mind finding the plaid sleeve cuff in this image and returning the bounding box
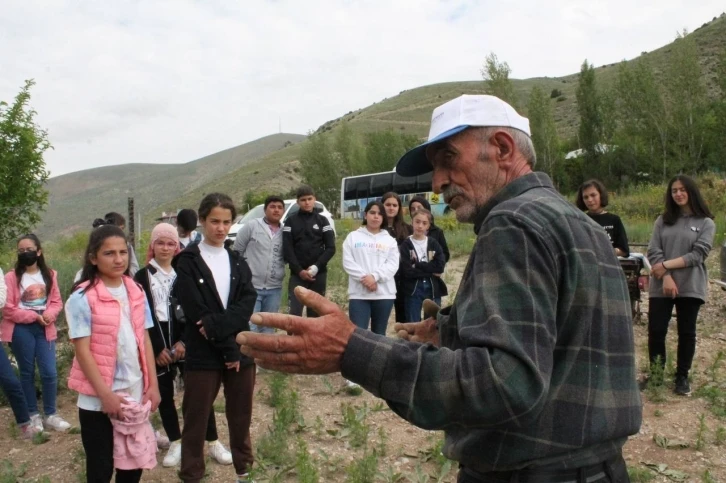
[341,328,396,396]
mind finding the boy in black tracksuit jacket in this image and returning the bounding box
[398,235,448,322]
[282,189,336,317]
[172,243,258,481]
[134,263,222,462]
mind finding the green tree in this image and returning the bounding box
[0,79,51,244]
[481,53,519,108]
[364,130,419,174]
[299,132,339,211]
[575,60,602,165]
[526,86,561,184]
[702,49,726,173]
[333,122,365,177]
[613,60,670,179]
[666,30,708,172]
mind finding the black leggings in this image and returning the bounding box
[158,366,218,442]
[648,296,703,378]
[79,408,143,483]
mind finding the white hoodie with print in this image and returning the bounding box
[342,227,400,300]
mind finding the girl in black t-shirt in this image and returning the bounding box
[576,179,630,257]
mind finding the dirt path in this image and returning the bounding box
[1,256,725,482]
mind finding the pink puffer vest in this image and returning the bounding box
[68,276,150,396]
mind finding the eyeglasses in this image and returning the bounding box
[17,248,37,254]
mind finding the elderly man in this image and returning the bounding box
[237,95,641,482]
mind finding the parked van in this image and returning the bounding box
[226,200,336,241]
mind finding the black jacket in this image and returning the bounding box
[172,244,257,370]
[134,264,183,371]
[384,223,413,245]
[427,224,450,263]
[282,209,336,275]
[398,237,448,298]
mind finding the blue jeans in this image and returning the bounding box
[404,280,441,322]
[250,287,283,334]
[11,323,58,417]
[0,343,30,425]
[349,299,395,335]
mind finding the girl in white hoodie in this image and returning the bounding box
[342,201,400,336]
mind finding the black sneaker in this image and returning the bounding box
[674,376,691,396]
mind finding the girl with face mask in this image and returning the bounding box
[1,234,70,432]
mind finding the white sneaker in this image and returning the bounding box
[155,430,171,449]
[19,422,41,440]
[43,414,71,432]
[237,473,254,483]
[208,440,233,465]
[345,380,360,388]
[30,414,44,432]
[162,440,182,467]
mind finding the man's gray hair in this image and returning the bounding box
[474,126,537,167]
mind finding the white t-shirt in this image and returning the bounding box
[149,259,176,322]
[66,282,154,410]
[19,272,47,311]
[199,242,231,309]
[410,237,429,262]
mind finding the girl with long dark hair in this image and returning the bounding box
[1,234,70,432]
[66,225,161,482]
[576,179,630,257]
[646,175,715,396]
[343,200,400,335]
[381,192,411,324]
[173,193,257,483]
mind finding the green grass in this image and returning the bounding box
[628,466,656,482]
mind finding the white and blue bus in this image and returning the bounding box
[340,170,448,219]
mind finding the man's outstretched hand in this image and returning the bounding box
[236,286,356,374]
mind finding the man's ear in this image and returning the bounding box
[490,130,516,164]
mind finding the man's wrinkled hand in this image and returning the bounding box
[236,286,355,374]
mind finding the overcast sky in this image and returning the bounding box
[1,1,723,177]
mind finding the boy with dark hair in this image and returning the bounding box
[234,195,286,333]
[103,211,140,276]
[176,209,202,249]
[282,186,335,317]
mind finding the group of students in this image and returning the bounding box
[575,174,716,396]
[0,174,717,482]
[0,184,449,482]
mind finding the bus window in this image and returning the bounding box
[393,173,417,194]
[417,172,433,192]
[344,176,371,200]
[369,172,394,197]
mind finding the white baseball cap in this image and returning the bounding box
[395,94,531,177]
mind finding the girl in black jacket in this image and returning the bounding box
[134,223,230,469]
[408,196,450,263]
[172,193,257,483]
[398,209,448,321]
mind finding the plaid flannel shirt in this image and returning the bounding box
[341,172,642,472]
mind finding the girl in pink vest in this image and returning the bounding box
[65,225,161,483]
[2,234,70,432]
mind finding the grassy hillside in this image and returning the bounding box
[39,133,306,238]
